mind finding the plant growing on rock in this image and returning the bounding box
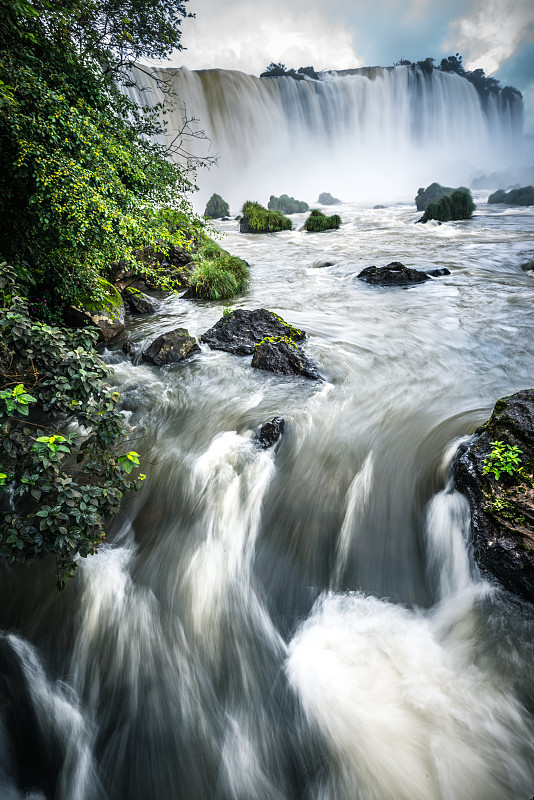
[420,189,475,223]
[0,266,145,589]
[483,441,524,481]
[304,209,341,232]
[190,238,250,299]
[204,193,230,218]
[240,202,292,233]
[268,194,309,214]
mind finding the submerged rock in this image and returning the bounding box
[255,417,286,449]
[357,262,449,286]
[201,309,305,355]
[122,287,161,314]
[251,338,320,379]
[454,389,534,603]
[142,328,200,366]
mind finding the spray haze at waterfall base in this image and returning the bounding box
[126,65,528,210]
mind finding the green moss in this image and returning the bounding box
[204,193,230,218]
[190,238,250,300]
[268,194,309,214]
[255,335,298,349]
[420,189,475,223]
[81,277,123,316]
[241,201,292,233]
[268,311,303,339]
[415,182,455,211]
[488,186,534,206]
[304,209,341,232]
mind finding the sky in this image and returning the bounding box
[166,0,534,135]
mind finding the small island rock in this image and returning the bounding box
[255,417,286,449]
[251,338,320,379]
[142,328,200,366]
[201,309,305,355]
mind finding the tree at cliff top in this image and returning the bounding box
[0,0,205,318]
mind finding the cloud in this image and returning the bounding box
[446,0,534,74]
[171,0,363,74]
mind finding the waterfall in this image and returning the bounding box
[125,65,525,208]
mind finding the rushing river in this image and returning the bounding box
[1,197,534,799]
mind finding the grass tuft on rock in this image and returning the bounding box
[190,238,250,300]
[241,201,292,233]
[304,209,341,232]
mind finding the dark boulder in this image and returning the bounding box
[312,260,336,269]
[201,309,305,356]
[142,328,200,366]
[521,260,534,273]
[255,417,286,449]
[454,389,534,603]
[251,338,320,379]
[357,262,430,286]
[122,287,161,314]
[426,268,451,277]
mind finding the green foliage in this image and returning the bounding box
[268,194,309,214]
[304,209,341,232]
[421,189,475,223]
[260,63,318,81]
[0,0,203,315]
[483,441,523,481]
[415,182,455,211]
[0,266,144,588]
[190,238,250,300]
[241,201,292,233]
[488,186,534,206]
[204,193,230,219]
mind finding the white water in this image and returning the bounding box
[124,65,526,208]
[1,69,534,798]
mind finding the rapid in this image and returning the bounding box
[1,64,534,800]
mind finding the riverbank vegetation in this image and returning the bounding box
[0,0,212,584]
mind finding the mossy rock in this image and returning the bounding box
[240,201,292,233]
[251,337,320,379]
[488,186,534,206]
[122,286,160,314]
[415,182,455,211]
[142,328,200,365]
[304,209,341,232]
[65,278,125,341]
[317,192,341,205]
[204,193,230,219]
[268,194,309,214]
[419,189,475,223]
[201,308,305,355]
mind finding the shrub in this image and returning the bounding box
[0,266,144,589]
[415,182,455,211]
[488,186,534,206]
[204,193,230,218]
[304,209,341,231]
[268,194,309,214]
[190,238,250,299]
[420,189,475,222]
[240,201,292,233]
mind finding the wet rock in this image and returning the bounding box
[426,268,451,278]
[122,340,141,357]
[255,417,286,449]
[64,280,125,342]
[312,260,336,269]
[142,328,200,366]
[122,287,161,314]
[251,338,320,379]
[357,262,449,286]
[454,389,534,603]
[521,260,534,273]
[201,309,305,356]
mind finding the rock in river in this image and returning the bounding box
[357,262,450,286]
[142,328,200,366]
[454,389,534,603]
[122,286,161,314]
[251,338,320,379]
[201,309,305,355]
[254,417,286,449]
